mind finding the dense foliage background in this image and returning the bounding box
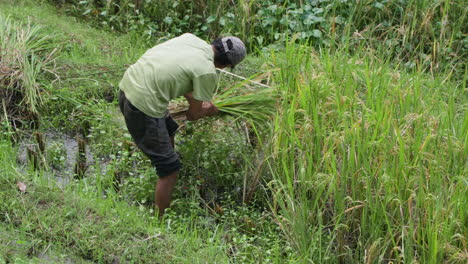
[56,0,466,75]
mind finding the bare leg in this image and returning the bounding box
[155,170,178,216]
[156,136,177,216]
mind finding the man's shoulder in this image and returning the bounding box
[179,33,198,39]
[179,33,203,41]
[164,33,207,47]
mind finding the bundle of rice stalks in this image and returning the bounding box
[213,87,276,123]
[170,71,277,124]
[0,15,58,126]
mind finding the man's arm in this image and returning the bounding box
[184,92,219,121]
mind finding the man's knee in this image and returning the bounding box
[159,170,178,184]
[155,159,182,178]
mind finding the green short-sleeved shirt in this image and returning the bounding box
[119,33,217,118]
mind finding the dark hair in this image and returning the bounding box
[211,37,231,66]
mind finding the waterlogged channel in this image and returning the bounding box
[17,131,95,186]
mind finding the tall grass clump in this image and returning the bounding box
[0,15,58,126]
[262,43,466,263]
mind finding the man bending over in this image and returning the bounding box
[118,33,246,216]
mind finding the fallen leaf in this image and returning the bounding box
[17,181,26,193]
[214,203,224,216]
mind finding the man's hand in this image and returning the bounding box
[202,102,219,117]
[184,93,219,121]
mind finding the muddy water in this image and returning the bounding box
[17,131,94,186]
[16,107,127,186]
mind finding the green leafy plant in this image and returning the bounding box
[47,141,67,169]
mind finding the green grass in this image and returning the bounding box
[0,0,149,66]
[0,140,230,263]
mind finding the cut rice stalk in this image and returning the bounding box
[170,72,277,123]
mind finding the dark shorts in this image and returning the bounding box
[119,91,181,177]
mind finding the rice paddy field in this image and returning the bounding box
[0,0,466,263]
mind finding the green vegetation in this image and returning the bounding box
[53,0,466,75]
[1,0,466,263]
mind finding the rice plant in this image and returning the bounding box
[261,43,467,263]
[213,73,277,123]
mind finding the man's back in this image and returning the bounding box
[119,33,217,118]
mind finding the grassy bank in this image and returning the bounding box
[0,139,231,263]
